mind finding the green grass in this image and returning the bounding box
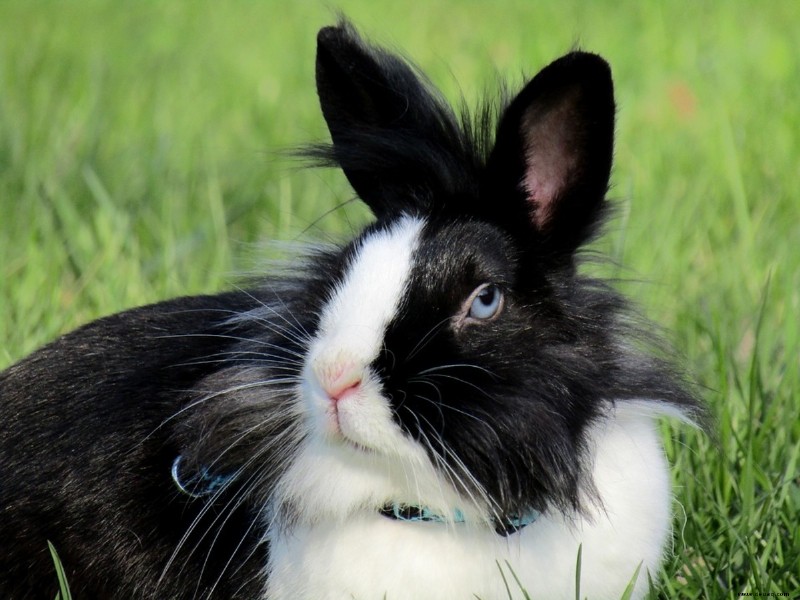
[1,1,798,598]
[49,541,73,600]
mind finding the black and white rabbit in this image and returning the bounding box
[0,22,701,600]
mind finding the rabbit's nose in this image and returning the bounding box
[325,373,362,403]
[313,358,363,403]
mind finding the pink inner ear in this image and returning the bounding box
[523,155,568,229]
[521,94,579,230]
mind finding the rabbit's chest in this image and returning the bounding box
[264,513,557,600]
[262,408,670,600]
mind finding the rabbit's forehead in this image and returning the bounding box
[313,215,425,364]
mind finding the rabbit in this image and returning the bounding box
[0,21,702,600]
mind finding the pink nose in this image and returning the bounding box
[326,377,361,403]
[316,362,362,403]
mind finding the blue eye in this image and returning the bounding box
[467,284,503,320]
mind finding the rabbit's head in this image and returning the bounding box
[270,23,698,529]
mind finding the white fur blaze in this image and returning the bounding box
[315,215,424,363]
[301,215,425,452]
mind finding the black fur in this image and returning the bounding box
[0,293,273,598]
[0,21,701,598]
[376,218,695,518]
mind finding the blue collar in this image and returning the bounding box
[171,455,233,498]
[172,457,540,537]
[379,502,539,537]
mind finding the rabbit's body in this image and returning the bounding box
[0,22,701,600]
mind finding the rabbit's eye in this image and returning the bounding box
[467,284,503,320]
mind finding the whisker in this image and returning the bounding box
[411,383,500,434]
[405,316,452,361]
[416,372,497,400]
[411,410,503,527]
[410,384,511,507]
[201,413,298,477]
[416,362,497,379]
[169,355,305,370]
[155,333,308,362]
[412,390,507,495]
[397,407,455,518]
[439,442,505,527]
[196,427,303,598]
[409,392,446,432]
[391,388,409,412]
[232,285,314,345]
[160,423,302,590]
[141,377,300,444]
[204,501,264,599]
[381,343,397,373]
[236,312,312,349]
[407,377,443,402]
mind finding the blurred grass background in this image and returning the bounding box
[0,1,797,598]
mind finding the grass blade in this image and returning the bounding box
[619,562,642,600]
[496,560,514,599]
[48,541,73,600]
[503,560,532,600]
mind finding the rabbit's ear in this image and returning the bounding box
[488,52,615,257]
[314,23,465,219]
[316,23,422,134]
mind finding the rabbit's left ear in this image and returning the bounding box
[488,52,615,257]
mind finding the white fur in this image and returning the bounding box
[266,405,672,599]
[264,216,675,599]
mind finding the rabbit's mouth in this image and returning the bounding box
[301,360,419,456]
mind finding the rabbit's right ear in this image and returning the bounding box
[314,22,462,219]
